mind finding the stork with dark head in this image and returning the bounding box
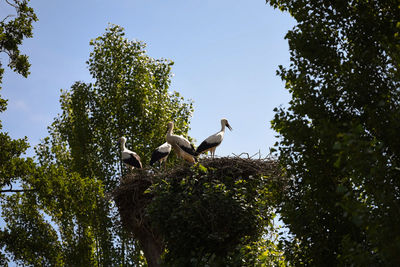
[150,142,172,169]
[196,118,232,158]
[118,136,142,171]
[166,121,198,163]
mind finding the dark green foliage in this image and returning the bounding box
[0,0,37,80]
[267,0,400,265]
[145,157,284,266]
[0,1,39,263]
[1,193,62,266]
[0,133,34,189]
[0,0,37,190]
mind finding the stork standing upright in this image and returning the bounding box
[196,118,232,158]
[166,121,198,163]
[150,142,172,169]
[118,136,142,171]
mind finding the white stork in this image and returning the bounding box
[118,136,142,171]
[150,142,172,169]
[196,118,232,158]
[166,121,198,163]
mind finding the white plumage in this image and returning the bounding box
[150,142,172,168]
[118,136,142,171]
[196,118,232,158]
[166,121,198,163]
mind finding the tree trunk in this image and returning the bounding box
[113,175,164,266]
[132,225,163,267]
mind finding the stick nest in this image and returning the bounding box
[113,156,284,237]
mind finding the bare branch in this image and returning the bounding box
[0,182,35,193]
[232,152,250,158]
[1,14,15,23]
[0,188,35,193]
[5,0,18,9]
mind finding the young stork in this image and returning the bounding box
[166,122,198,163]
[196,118,232,158]
[150,142,172,169]
[118,136,142,171]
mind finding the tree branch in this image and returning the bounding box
[1,14,15,23]
[0,183,36,193]
[5,0,18,9]
[0,188,36,193]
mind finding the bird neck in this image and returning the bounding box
[120,140,126,151]
[167,125,173,137]
[220,122,226,132]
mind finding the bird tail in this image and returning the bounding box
[190,144,199,156]
[181,146,199,157]
[196,143,208,155]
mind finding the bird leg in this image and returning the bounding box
[210,147,216,158]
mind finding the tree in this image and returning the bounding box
[1,163,105,266]
[1,24,194,266]
[0,1,39,264]
[0,0,37,192]
[267,0,400,265]
[51,24,193,265]
[0,0,37,81]
[52,24,193,189]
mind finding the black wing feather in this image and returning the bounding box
[150,150,170,166]
[179,143,198,156]
[196,141,219,154]
[123,153,142,168]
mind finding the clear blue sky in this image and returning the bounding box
[1,0,294,158]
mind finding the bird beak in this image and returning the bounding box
[227,124,232,131]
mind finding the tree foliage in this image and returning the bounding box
[1,164,105,266]
[46,24,193,264]
[267,0,400,265]
[0,1,40,264]
[0,24,194,266]
[0,0,37,191]
[114,157,287,266]
[0,0,37,81]
[148,163,269,266]
[52,24,193,189]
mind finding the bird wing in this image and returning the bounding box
[205,132,223,144]
[122,151,142,168]
[150,145,171,166]
[196,132,223,153]
[174,136,198,156]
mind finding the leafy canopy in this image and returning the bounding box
[1,23,194,266]
[0,0,37,191]
[51,24,194,189]
[267,0,400,265]
[0,0,37,81]
[4,24,193,266]
[146,158,286,266]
